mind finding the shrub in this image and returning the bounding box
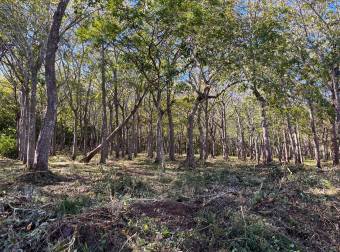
[0,134,17,158]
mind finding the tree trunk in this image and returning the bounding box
[27,71,39,168]
[259,100,272,164]
[71,113,78,160]
[287,115,301,164]
[221,102,229,160]
[147,100,154,158]
[109,104,114,156]
[331,120,339,165]
[33,0,69,171]
[283,129,289,163]
[321,127,329,161]
[235,109,246,161]
[113,70,121,158]
[296,125,304,163]
[155,108,165,171]
[308,100,321,168]
[19,87,29,163]
[186,99,201,168]
[166,87,175,161]
[100,43,108,164]
[330,71,340,165]
[198,104,205,160]
[203,99,209,160]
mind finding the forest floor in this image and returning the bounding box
[0,155,339,252]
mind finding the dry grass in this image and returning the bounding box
[0,154,339,251]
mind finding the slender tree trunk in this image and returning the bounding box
[155,108,165,170]
[100,43,108,164]
[50,126,57,156]
[33,0,69,171]
[259,100,272,164]
[19,87,29,163]
[331,120,339,165]
[236,109,246,161]
[330,73,340,165]
[127,125,132,160]
[113,72,121,158]
[186,99,201,168]
[283,129,289,163]
[147,101,154,158]
[221,103,229,160]
[308,100,321,168]
[166,87,175,161]
[203,99,209,160]
[71,112,78,160]
[321,127,329,161]
[27,71,39,168]
[109,104,114,156]
[83,81,92,155]
[147,120,154,158]
[198,104,205,160]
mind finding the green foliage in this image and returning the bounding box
[0,80,16,135]
[185,210,300,252]
[96,173,154,198]
[0,134,17,158]
[57,196,92,215]
[172,168,238,195]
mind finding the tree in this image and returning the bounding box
[33,0,70,171]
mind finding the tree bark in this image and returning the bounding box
[308,100,321,168]
[166,87,175,161]
[186,99,201,168]
[33,0,69,171]
[221,102,229,160]
[235,108,246,161]
[198,104,205,160]
[27,71,38,168]
[100,43,108,164]
[253,87,272,164]
[259,100,272,164]
[330,70,340,165]
[71,113,78,160]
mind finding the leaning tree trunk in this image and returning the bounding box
[80,90,147,163]
[33,0,70,171]
[308,100,321,168]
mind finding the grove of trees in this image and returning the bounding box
[0,0,339,171]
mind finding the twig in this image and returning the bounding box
[119,232,137,252]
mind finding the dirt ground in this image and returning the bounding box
[0,155,339,251]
